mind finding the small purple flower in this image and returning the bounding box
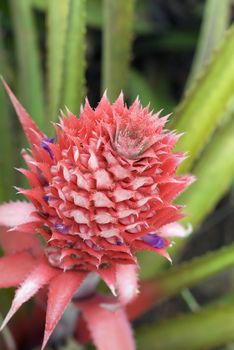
[43,195,50,203]
[41,137,55,159]
[142,233,165,249]
[54,223,69,234]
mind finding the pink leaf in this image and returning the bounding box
[42,270,87,349]
[0,201,36,228]
[0,259,58,331]
[1,78,43,146]
[116,264,139,304]
[79,295,135,350]
[0,252,36,287]
[0,226,42,256]
[160,222,192,238]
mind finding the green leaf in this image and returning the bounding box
[88,0,153,35]
[102,0,135,101]
[165,115,234,259]
[30,0,47,11]
[62,0,86,115]
[31,0,154,35]
[0,27,15,200]
[136,243,234,318]
[157,243,234,299]
[136,297,234,350]
[86,0,102,29]
[9,0,45,128]
[180,115,234,228]
[47,0,69,120]
[186,0,231,88]
[171,24,234,173]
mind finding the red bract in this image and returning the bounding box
[0,80,194,349]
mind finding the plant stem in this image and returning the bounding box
[0,313,16,350]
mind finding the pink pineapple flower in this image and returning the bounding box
[0,80,194,349]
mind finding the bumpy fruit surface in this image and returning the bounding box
[14,93,193,272]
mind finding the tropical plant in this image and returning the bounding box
[0,0,234,349]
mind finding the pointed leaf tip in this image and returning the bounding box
[97,265,117,296]
[1,79,43,146]
[1,260,58,331]
[116,264,139,304]
[41,271,86,349]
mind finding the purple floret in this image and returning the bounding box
[43,195,50,203]
[54,223,69,234]
[142,233,165,249]
[41,137,55,159]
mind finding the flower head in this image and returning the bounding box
[13,90,192,270]
[0,81,194,349]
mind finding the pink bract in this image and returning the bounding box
[0,80,194,349]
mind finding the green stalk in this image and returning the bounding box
[186,0,231,88]
[47,0,69,121]
[0,313,16,350]
[136,298,234,350]
[171,24,234,173]
[180,288,200,312]
[62,0,86,115]
[102,0,135,101]
[9,0,45,128]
